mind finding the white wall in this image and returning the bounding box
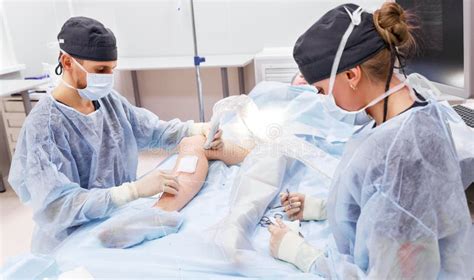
[71,0,196,58]
[0,2,19,71]
[195,0,384,55]
[2,0,70,77]
[3,0,385,120]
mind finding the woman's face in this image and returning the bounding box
[313,71,366,111]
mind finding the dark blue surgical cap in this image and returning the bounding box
[57,16,117,61]
[293,3,387,84]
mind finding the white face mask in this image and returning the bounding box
[325,81,407,125]
[324,95,371,126]
[60,49,114,101]
[323,6,417,126]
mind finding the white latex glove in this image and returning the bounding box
[280,192,305,221]
[110,170,180,206]
[189,122,224,150]
[136,170,180,197]
[268,219,323,273]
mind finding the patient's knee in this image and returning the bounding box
[178,135,206,154]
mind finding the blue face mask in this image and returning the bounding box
[60,50,114,101]
[289,84,319,94]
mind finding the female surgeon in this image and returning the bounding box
[268,3,471,278]
[8,17,223,254]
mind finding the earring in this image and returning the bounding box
[350,83,357,90]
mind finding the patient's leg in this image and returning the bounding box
[98,137,250,248]
[154,135,209,212]
[154,137,251,212]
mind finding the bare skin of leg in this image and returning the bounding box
[153,136,250,211]
[204,141,250,166]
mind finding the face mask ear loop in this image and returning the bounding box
[56,50,64,76]
[59,49,89,74]
[393,48,424,103]
[55,62,63,75]
[395,49,407,78]
[394,69,421,103]
[405,81,421,103]
[328,6,363,97]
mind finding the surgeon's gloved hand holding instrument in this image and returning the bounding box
[189,122,223,150]
[203,115,221,150]
[109,170,180,207]
[278,191,327,221]
[196,95,253,150]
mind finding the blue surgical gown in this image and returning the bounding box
[8,91,191,254]
[318,101,472,278]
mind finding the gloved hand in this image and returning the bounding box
[190,122,224,150]
[280,192,326,221]
[268,219,323,273]
[268,218,291,257]
[109,170,180,207]
[134,170,180,197]
[280,192,305,221]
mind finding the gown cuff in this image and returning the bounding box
[302,196,327,221]
[109,182,139,207]
[189,122,205,137]
[277,231,323,273]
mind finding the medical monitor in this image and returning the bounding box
[396,0,474,98]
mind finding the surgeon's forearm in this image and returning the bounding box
[305,240,442,278]
[277,231,324,273]
[366,239,441,279]
[145,119,193,151]
[39,187,116,232]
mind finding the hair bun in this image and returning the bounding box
[374,2,414,50]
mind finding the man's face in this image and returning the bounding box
[62,54,117,89]
[73,59,117,89]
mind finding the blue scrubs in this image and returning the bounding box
[8,91,191,253]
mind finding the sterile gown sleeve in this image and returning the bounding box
[9,124,117,247]
[119,95,192,150]
[311,105,472,279]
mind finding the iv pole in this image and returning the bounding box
[189,0,206,122]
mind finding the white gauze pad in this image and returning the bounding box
[176,155,199,173]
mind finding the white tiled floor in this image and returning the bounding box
[0,151,168,268]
